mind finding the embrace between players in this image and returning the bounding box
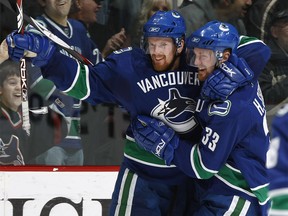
[2,10,272,216]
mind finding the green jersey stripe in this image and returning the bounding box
[118,169,136,216]
[216,164,269,204]
[192,145,217,179]
[66,63,89,99]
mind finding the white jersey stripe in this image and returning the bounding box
[223,195,239,216]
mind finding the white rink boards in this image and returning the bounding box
[0,167,119,216]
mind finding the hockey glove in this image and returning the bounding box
[131,115,179,166]
[6,32,25,62]
[201,53,254,101]
[6,31,56,67]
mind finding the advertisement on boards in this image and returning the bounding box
[0,167,118,216]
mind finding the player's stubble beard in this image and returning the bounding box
[151,51,181,72]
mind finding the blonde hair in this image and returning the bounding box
[138,0,172,28]
[133,0,172,47]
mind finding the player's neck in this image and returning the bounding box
[44,12,68,27]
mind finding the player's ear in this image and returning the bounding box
[221,50,231,62]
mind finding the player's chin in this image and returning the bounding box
[198,71,208,81]
[153,63,169,72]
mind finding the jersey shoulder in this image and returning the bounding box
[237,36,271,79]
[105,47,150,69]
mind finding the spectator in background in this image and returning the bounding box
[69,0,129,166]
[27,0,102,165]
[267,103,288,215]
[131,0,172,47]
[178,0,251,36]
[69,0,127,58]
[243,0,269,41]
[106,0,142,47]
[0,60,28,165]
[244,0,288,42]
[258,8,288,106]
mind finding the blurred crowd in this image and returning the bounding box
[0,0,287,166]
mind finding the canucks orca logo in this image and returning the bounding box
[0,135,24,165]
[151,88,198,134]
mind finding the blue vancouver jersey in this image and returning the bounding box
[173,82,270,207]
[26,15,102,150]
[267,103,288,215]
[39,36,270,184]
[171,38,271,208]
[42,46,203,183]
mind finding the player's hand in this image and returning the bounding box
[6,31,56,67]
[201,54,254,101]
[131,115,179,165]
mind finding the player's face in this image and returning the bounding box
[147,37,179,72]
[41,0,72,22]
[0,75,21,112]
[191,48,217,81]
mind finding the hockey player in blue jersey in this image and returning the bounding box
[267,103,288,215]
[5,11,268,215]
[131,21,271,215]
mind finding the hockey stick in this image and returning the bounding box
[0,0,93,65]
[16,0,30,136]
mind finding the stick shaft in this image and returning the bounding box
[16,0,30,135]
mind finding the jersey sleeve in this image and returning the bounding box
[173,101,244,179]
[237,36,271,79]
[40,47,135,106]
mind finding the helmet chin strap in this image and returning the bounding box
[215,50,224,68]
[175,37,183,48]
[215,50,223,60]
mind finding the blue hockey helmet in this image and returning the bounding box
[143,10,186,47]
[186,21,239,59]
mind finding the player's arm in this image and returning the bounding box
[5,31,120,105]
[131,112,239,179]
[237,36,271,79]
[5,31,86,91]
